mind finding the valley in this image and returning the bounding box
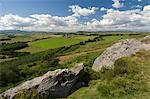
[0,32,149,99]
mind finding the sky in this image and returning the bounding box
[0,0,150,32]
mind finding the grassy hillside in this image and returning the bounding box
[0,33,58,44]
[68,50,150,99]
[59,35,145,64]
[0,33,149,98]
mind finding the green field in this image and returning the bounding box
[20,36,95,53]
[0,33,60,43]
[64,35,145,55]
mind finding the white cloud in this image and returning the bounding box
[143,5,150,11]
[0,14,79,32]
[134,5,142,8]
[0,5,98,32]
[100,7,108,11]
[30,14,67,26]
[112,0,124,8]
[0,5,150,32]
[69,5,98,17]
[0,14,35,30]
[85,6,150,32]
[138,0,142,2]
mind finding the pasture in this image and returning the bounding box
[19,36,95,53]
[0,33,59,43]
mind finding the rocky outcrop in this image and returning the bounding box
[0,63,84,99]
[92,36,150,71]
[38,63,84,98]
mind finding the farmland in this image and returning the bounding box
[0,33,59,44]
[0,32,149,99]
[19,36,95,53]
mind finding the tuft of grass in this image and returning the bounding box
[14,89,49,99]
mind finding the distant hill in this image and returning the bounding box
[0,30,30,34]
[0,30,55,35]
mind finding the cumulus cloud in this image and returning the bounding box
[69,5,98,17]
[0,14,35,30]
[0,5,150,32]
[112,0,124,8]
[138,0,142,2]
[30,14,67,26]
[0,14,78,32]
[100,7,108,11]
[0,5,99,32]
[143,5,150,11]
[86,5,150,31]
[133,5,142,8]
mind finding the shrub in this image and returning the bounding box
[114,58,128,76]
[27,63,36,67]
[14,89,49,99]
[100,67,114,80]
[97,81,115,97]
[97,76,148,97]
[79,41,85,45]
[0,56,6,59]
[0,42,28,51]
[78,67,100,85]
[114,57,139,76]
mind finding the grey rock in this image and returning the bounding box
[0,63,84,99]
[92,36,150,71]
[38,63,84,98]
[144,35,150,40]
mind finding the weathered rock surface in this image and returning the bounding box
[144,35,150,40]
[92,36,150,71]
[38,63,84,98]
[0,63,84,99]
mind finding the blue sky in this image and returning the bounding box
[0,0,113,18]
[0,0,150,32]
[1,0,149,16]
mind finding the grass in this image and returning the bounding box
[68,50,150,99]
[0,33,58,44]
[0,35,33,43]
[65,35,138,55]
[0,35,9,39]
[1,34,149,98]
[20,36,95,53]
[59,35,140,64]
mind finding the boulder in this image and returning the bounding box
[38,63,84,98]
[92,36,150,71]
[0,63,84,99]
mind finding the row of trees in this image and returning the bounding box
[0,42,29,58]
[77,33,140,36]
[0,42,28,51]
